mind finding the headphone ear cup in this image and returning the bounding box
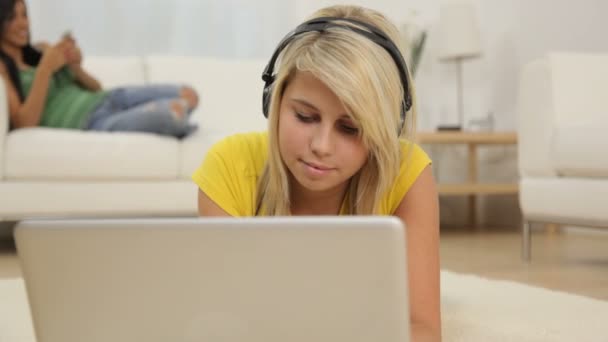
[262,85,272,118]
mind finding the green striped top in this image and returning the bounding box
[19,67,108,129]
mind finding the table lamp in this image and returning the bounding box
[437,0,482,130]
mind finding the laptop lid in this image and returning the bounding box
[15,216,409,342]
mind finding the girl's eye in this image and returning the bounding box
[295,112,315,123]
[340,124,359,135]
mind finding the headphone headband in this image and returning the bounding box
[261,16,413,134]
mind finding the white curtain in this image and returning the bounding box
[27,0,294,58]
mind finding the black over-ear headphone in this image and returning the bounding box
[261,16,413,131]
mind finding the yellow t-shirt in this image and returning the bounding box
[192,131,431,216]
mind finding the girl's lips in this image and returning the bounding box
[302,160,333,171]
[300,160,335,178]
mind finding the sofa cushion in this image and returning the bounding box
[145,56,268,134]
[552,122,608,178]
[0,181,197,218]
[5,128,180,180]
[83,56,146,88]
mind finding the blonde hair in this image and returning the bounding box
[256,5,418,216]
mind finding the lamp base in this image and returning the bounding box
[437,125,463,131]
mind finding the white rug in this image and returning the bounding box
[1,271,607,342]
[440,271,608,341]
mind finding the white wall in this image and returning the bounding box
[27,0,295,59]
[292,0,608,131]
[27,0,608,131]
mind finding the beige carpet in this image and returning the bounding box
[2,271,607,342]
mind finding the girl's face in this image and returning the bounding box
[278,71,369,196]
[1,1,29,48]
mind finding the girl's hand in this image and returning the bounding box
[62,34,83,66]
[66,44,83,66]
[33,41,51,52]
[39,42,68,73]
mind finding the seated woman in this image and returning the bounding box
[0,0,198,138]
[192,5,441,341]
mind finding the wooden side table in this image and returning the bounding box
[416,131,518,227]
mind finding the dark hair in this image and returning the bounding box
[0,0,42,101]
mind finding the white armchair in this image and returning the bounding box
[517,52,608,261]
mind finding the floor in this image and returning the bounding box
[439,226,608,300]
[1,225,607,300]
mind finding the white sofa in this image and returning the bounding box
[517,52,608,261]
[0,56,268,220]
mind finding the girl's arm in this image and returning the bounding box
[0,44,67,128]
[61,36,102,92]
[394,165,442,342]
[69,64,102,92]
[198,189,232,216]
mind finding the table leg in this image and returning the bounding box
[468,143,478,228]
[544,223,560,235]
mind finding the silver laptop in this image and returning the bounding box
[14,217,410,342]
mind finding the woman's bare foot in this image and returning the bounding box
[179,86,199,110]
[170,100,188,120]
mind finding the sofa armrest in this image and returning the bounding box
[517,58,557,178]
[0,78,7,180]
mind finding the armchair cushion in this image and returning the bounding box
[552,122,608,178]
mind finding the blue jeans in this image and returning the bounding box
[86,85,197,138]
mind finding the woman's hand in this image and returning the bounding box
[52,34,102,91]
[62,34,83,66]
[38,42,68,73]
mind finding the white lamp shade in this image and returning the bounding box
[438,1,482,61]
